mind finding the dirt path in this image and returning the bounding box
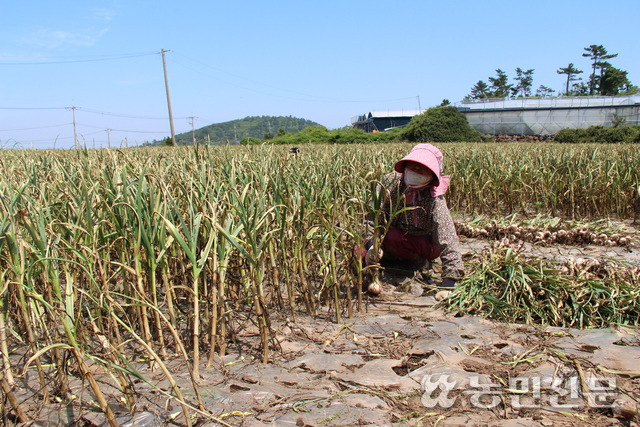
[122,288,639,427]
[10,236,640,426]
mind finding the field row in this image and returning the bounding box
[0,143,638,425]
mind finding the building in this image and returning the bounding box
[351,110,422,133]
[352,95,640,136]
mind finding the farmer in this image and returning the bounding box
[361,143,464,290]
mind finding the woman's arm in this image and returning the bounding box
[432,196,465,280]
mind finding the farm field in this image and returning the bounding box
[0,143,639,426]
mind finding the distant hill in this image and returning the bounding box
[171,116,322,145]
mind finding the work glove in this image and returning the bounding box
[435,290,451,301]
[365,247,383,265]
[435,278,458,301]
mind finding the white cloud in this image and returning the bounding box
[93,8,116,22]
[23,27,110,49]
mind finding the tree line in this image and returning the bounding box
[152,115,321,146]
[466,44,638,100]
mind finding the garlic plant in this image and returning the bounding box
[0,142,638,424]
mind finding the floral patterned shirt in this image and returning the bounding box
[378,172,464,278]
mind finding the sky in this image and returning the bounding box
[1,0,638,149]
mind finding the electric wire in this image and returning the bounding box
[2,48,407,146]
[0,107,67,110]
[0,52,157,65]
[0,123,71,131]
[78,123,168,134]
[80,107,188,120]
[172,52,417,104]
[0,106,187,121]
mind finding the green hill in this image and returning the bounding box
[172,115,322,145]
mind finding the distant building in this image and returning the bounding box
[351,110,422,133]
[352,95,640,136]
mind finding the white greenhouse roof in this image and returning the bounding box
[368,110,423,118]
[460,95,640,110]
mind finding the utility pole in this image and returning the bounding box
[189,116,196,145]
[417,96,422,114]
[106,128,112,148]
[69,106,78,149]
[159,49,176,145]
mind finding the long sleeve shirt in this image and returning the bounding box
[378,172,464,279]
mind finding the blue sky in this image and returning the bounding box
[1,0,638,149]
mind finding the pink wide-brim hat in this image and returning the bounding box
[394,143,450,196]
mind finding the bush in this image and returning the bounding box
[604,126,639,143]
[326,127,401,144]
[240,137,262,145]
[268,125,402,145]
[268,126,330,144]
[553,125,640,143]
[585,126,610,142]
[401,106,483,142]
[553,128,587,143]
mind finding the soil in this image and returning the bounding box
[5,233,640,427]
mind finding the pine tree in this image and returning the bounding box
[599,67,638,95]
[488,69,512,98]
[469,80,490,99]
[582,45,617,95]
[512,68,535,97]
[557,63,583,95]
[536,85,555,98]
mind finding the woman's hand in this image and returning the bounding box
[365,247,383,265]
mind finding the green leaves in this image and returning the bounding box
[1,142,639,420]
[440,248,640,328]
[401,106,483,142]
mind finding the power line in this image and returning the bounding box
[5,135,74,143]
[0,123,71,131]
[173,52,419,104]
[0,106,188,120]
[0,106,67,110]
[0,52,156,65]
[77,130,106,137]
[78,123,168,134]
[80,107,188,120]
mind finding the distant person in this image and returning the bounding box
[359,143,464,294]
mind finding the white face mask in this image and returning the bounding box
[404,169,433,188]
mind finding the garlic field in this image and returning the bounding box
[0,143,638,425]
